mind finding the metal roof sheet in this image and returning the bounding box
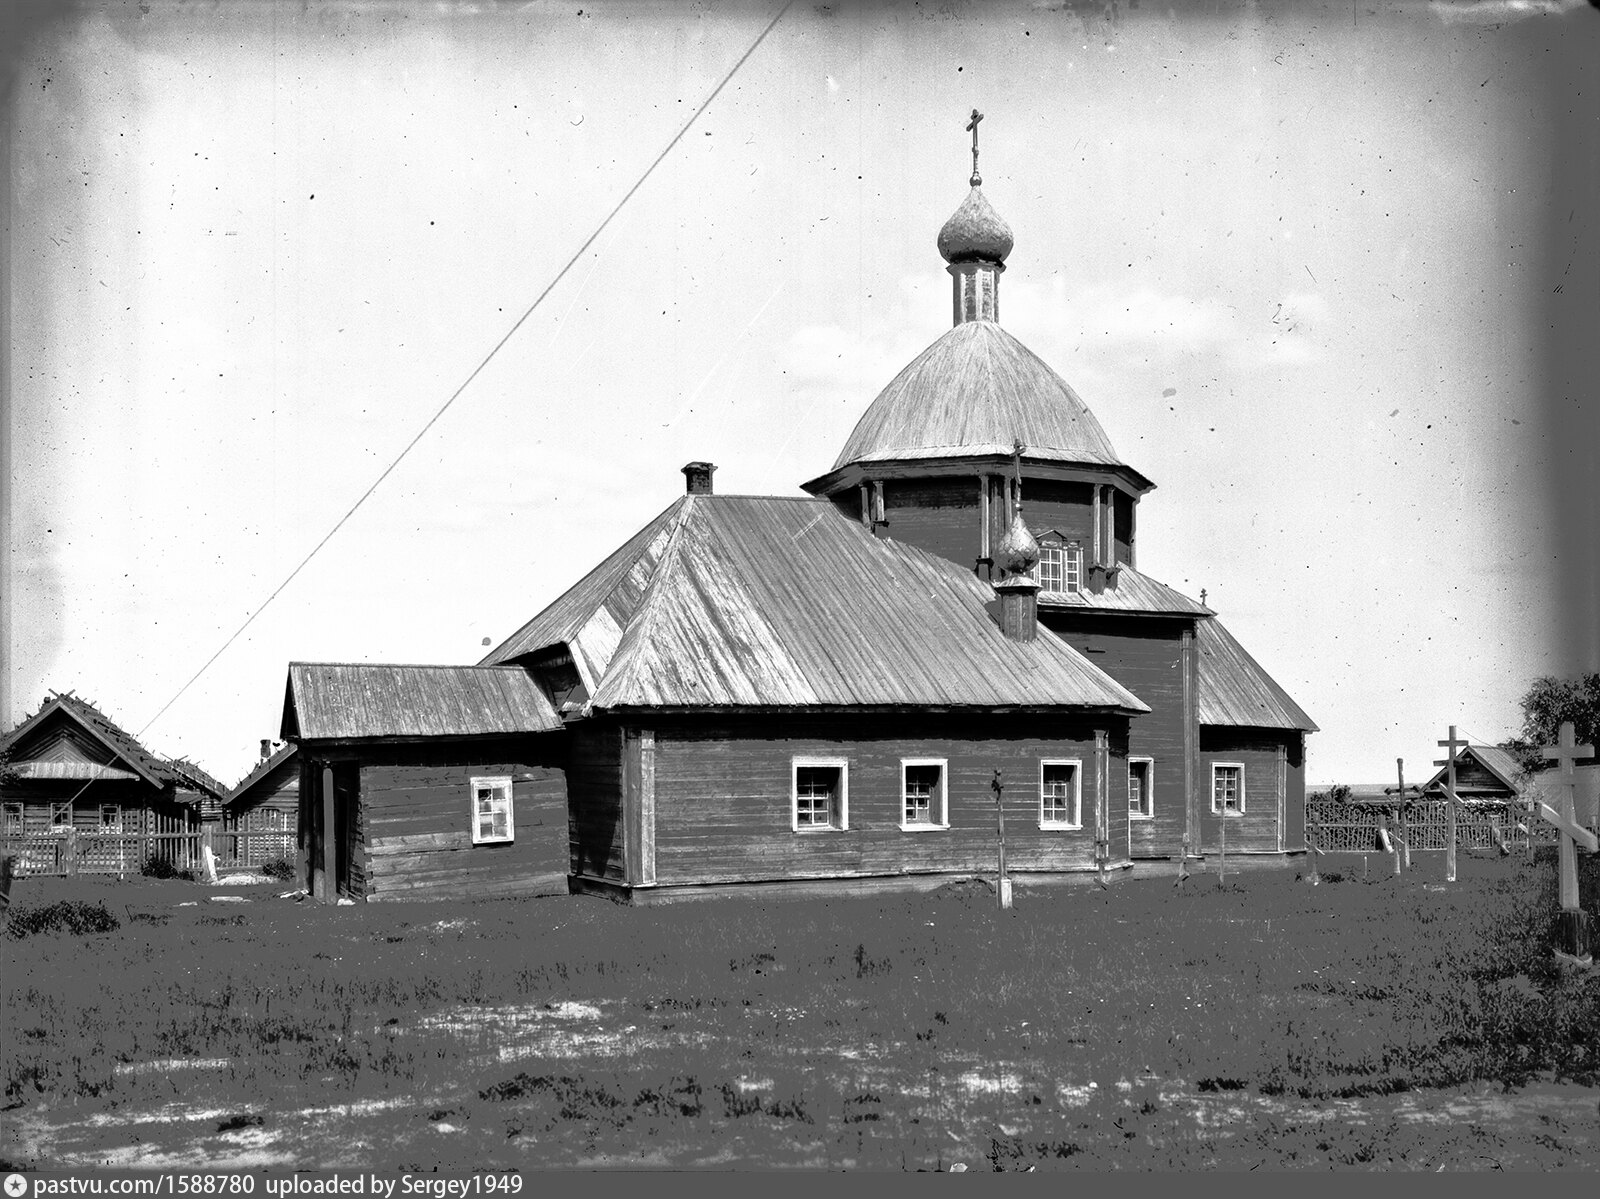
[828,322,1148,486]
[531,496,1148,713]
[1038,566,1211,616]
[283,663,562,742]
[1196,617,1318,732]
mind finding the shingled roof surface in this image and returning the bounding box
[0,692,192,790]
[1196,618,1318,732]
[283,663,563,742]
[487,496,1148,714]
[823,321,1149,486]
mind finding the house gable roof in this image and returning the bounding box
[488,496,1148,714]
[1421,744,1525,796]
[282,663,564,742]
[1196,618,1318,732]
[0,693,187,791]
[225,743,299,806]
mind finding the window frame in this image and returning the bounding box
[791,757,849,833]
[899,758,950,831]
[1033,536,1084,595]
[2,803,22,836]
[50,802,72,832]
[99,804,122,834]
[469,775,516,845]
[1038,759,1084,830]
[1128,757,1154,821]
[1211,762,1246,815]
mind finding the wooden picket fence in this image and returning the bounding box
[1306,795,1559,856]
[0,829,201,877]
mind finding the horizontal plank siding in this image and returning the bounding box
[879,477,980,569]
[567,724,626,883]
[647,713,1129,888]
[1200,728,1293,853]
[1043,613,1189,859]
[354,757,568,901]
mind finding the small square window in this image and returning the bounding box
[2,803,22,836]
[50,802,72,831]
[1129,758,1154,820]
[1212,764,1245,815]
[99,804,122,833]
[1033,540,1083,595]
[792,759,848,832]
[470,776,515,844]
[1039,760,1082,829]
[901,759,948,830]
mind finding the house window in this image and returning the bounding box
[1129,758,1154,820]
[1034,540,1083,594]
[1039,760,1082,829]
[901,759,949,830]
[50,802,72,832]
[470,776,515,844]
[792,758,848,832]
[100,805,122,833]
[2,804,21,835]
[1212,763,1245,815]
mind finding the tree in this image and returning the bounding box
[1500,673,1600,777]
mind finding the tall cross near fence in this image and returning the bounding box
[1537,721,1598,963]
[1435,725,1467,883]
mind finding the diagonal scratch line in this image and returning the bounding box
[666,280,786,425]
[135,0,797,744]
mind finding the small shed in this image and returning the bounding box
[221,742,300,866]
[281,663,569,902]
[0,692,223,874]
[1421,744,1525,802]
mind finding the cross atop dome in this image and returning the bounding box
[937,111,1013,324]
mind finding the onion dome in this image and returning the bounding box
[995,506,1041,578]
[937,186,1014,265]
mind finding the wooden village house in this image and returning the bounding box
[0,692,225,875]
[282,137,1316,903]
[219,741,301,867]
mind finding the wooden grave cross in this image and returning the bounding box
[1434,725,1468,883]
[1537,721,1598,916]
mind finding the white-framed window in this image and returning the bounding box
[2,803,22,836]
[1035,538,1083,594]
[1129,758,1154,820]
[792,758,849,832]
[900,759,949,830]
[50,802,72,832]
[470,776,515,844]
[1039,760,1082,829]
[1212,763,1245,815]
[99,804,122,833]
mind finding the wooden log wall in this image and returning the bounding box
[568,723,626,883]
[642,712,1130,888]
[1043,613,1191,860]
[879,477,980,567]
[355,751,567,902]
[1198,728,1295,853]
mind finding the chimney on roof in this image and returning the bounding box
[682,461,716,495]
[260,739,272,761]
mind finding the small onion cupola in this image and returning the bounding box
[937,109,1013,326]
[994,441,1041,642]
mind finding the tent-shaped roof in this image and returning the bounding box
[815,321,1152,490]
[282,664,563,742]
[1196,618,1318,732]
[0,692,222,795]
[483,495,1148,714]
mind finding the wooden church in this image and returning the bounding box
[283,122,1315,903]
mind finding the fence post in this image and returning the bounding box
[64,826,78,877]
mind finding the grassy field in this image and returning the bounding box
[3,850,1598,1170]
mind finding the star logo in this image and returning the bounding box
[4,1174,28,1198]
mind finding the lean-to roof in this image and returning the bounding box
[1196,618,1318,732]
[282,663,562,742]
[489,495,1147,714]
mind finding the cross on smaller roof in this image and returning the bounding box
[966,108,984,186]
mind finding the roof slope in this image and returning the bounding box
[1196,618,1318,732]
[226,743,298,804]
[1421,744,1525,796]
[1039,566,1210,616]
[829,321,1138,476]
[490,495,1148,713]
[0,692,204,791]
[283,664,562,741]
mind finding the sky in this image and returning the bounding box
[3,0,1596,788]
